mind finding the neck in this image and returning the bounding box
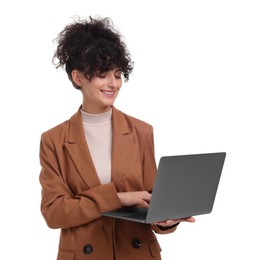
[81,103,112,114]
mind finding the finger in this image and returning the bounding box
[180,217,196,222]
[139,199,150,208]
[151,220,178,226]
[142,191,151,202]
[186,217,196,222]
[163,220,178,226]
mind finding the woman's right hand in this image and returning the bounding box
[117,191,151,208]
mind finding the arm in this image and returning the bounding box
[39,132,123,229]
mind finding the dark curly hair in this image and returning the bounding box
[52,16,134,89]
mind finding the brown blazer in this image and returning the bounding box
[39,106,177,260]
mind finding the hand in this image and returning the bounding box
[152,216,196,227]
[117,191,151,208]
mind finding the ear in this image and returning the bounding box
[71,70,84,87]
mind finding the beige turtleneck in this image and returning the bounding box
[81,109,112,184]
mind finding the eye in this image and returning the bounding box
[115,71,122,79]
[97,73,107,78]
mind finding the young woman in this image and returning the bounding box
[39,16,195,260]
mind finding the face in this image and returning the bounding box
[72,69,122,114]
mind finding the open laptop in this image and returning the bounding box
[102,152,226,223]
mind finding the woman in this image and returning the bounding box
[39,16,195,260]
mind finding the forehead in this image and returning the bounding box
[96,67,122,74]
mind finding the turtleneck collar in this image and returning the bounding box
[80,108,112,126]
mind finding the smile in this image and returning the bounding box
[101,90,115,97]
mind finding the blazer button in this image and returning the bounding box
[132,239,141,249]
[83,244,93,255]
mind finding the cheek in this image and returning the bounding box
[89,77,105,88]
[117,81,123,90]
[116,86,122,95]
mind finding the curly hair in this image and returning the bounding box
[52,16,134,89]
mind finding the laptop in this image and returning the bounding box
[102,152,226,223]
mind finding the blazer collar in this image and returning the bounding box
[67,106,131,142]
[64,106,132,189]
[112,106,131,135]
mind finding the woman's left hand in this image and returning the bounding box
[152,216,195,227]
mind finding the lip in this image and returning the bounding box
[101,90,116,98]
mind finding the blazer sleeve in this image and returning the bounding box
[39,132,123,229]
[142,126,178,234]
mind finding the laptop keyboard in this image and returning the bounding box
[121,208,148,220]
[124,211,147,220]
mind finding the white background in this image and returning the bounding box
[1,0,257,259]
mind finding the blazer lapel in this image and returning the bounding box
[111,107,134,189]
[64,109,101,188]
[63,106,135,190]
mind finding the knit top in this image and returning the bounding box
[81,109,112,184]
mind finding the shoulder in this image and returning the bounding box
[40,119,69,143]
[113,107,153,135]
[40,109,80,142]
[42,107,82,134]
[42,120,69,134]
[125,113,152,130]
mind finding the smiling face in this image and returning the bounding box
[72,69,122,114]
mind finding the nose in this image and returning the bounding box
[107,73,119,88]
